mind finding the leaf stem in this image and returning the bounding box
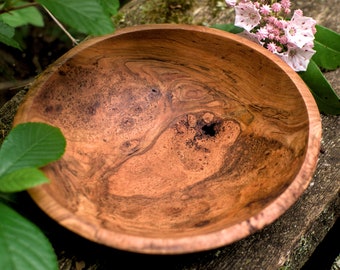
[42,5,79,46]
[0,2,39,15]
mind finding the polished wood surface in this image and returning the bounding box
[13,24,321,254]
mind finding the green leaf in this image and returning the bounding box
[0,167,49,193]
[211,24,244,34]
[0,122,66,177]
[36,0,115,35]
[0,19,14,37]
[0,2,44,27]
[312,25,340,71]
[0,202,58,270]
[0,20,21,49]
[1,0,13,9]
[99,0,120,17]
[299,60,340,115]
[314,25,340,51]
[0,191,18,205]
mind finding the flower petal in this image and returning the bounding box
[234,2,261,32]
[278,43,316,71]
[285,10,316,48]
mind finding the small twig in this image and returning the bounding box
[0,78,35,92]
[0,2,39,15]
[42,5,79,46]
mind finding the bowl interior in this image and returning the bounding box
[14,25,320,254]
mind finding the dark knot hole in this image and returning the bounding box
[202,123,217,137]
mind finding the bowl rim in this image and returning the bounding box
[18,24,321,254]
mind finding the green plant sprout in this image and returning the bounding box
[0,122,66,270]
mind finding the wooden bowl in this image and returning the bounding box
[13,24,321,254]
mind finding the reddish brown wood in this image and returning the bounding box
[13,24,321,254]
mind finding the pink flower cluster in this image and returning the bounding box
[225,0,317,71]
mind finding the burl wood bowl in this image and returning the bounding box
[14,24,321,254]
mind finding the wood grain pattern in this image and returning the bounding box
[13,24,321,254]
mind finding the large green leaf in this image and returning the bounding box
[0,122,66,177]
[0,202,58,270]
[0,20,21,49]
[36,0,115,35]
[211,23,244,34]
[314,25,340,51]
[312,25,340,71]
[299,60,340,115]
[99,0,120,17]
[0,167,49,193]
[0,1,44,27]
